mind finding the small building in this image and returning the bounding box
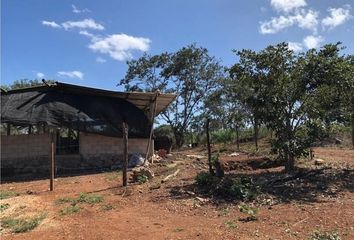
[1,82,175,180]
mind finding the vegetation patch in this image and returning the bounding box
[1,214,46,233]
[309,230,341,240]
[224,220,237,230]
[56,193,103,205]
[101,204,114,211]
[0,203,10,212]
[195,172,259,201]
[174,227,184,232]
[59,205,80,216]
[238,203,259,221]
[0,191,20,200]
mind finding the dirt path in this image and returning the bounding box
[1,147,354,240]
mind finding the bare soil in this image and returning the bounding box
[1,146,353,240]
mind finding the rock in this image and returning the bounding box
[228,152,240,157]
[129,154,145,168]
[314,159,325,165]
[131,166,154,182]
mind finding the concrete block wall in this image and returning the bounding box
[1,133,51,177]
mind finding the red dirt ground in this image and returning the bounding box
[1,147,353,240]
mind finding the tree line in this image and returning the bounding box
[121,43,354,171]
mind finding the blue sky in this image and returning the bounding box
[2,0,354,91]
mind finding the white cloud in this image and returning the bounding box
[270,0,307,13]
[88,34,151,61]
[294,9,318,32]
[57,71,84,79]
[42,20,62,28]
[260,9,318,34]
[96,57,107,63]
[303,35,324,49]
[288,42,303,52]
[72,4,90,14]
[322,5,352,30]
[62,19,104,31]
[36,72,45,78]
[260,15,295,34]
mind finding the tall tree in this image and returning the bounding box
[120,44,224,147]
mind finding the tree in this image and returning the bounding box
[1,79,45,91]
[120,44,224,147]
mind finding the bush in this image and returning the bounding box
[195,172,219,189]
[238,203,259,221]
[211,129,234,143]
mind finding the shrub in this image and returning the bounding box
[195,172,219,190]
[211,129,234,143]
[137,174,149,184]
[1,214,46,233]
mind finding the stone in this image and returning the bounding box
[314,159,325,165]
[129,154,145,168]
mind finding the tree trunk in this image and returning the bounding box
[206,119,214,175]
[254,119,259,151]
[173,129,184,148]
[235,126,240,151]
[351,112,354,149]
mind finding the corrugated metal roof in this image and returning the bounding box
[2,81,176,116]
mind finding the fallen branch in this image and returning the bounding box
[293,216,309,226]
[161,169,180,183]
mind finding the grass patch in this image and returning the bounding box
[238,203,259,221]
[224,220,237,230]
[101,204,114,211]
[0,191,19,200]
[1,203,10,212]
[309,230,341,240]
[59,205,80,216]
[218,207,230,216]
[55,193,103,205]
[174,227,184,232]
[1,214,46,233]
[105,171,122,181]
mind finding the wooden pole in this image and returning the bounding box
[144,92,159,165]
[122,121,129,187]
[206,118,213,175]
[49,131,55,191]
[6,123,10,136]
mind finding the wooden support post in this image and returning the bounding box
[206,118,213,175]
[122,121,129,187]
[144,92,159,165]
[49,131,55,191]
[28,125,32,134]
[6,123,10,136]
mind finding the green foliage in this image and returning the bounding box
[1,214,46,233]
[137,174,149,184]
[0,191,20,200]
[309,230,341,240]
[120,44,224,147]
[174,227,184,232]
[59,205,80,216]
[195,172,219,189]
[211,129,234,143]
[55,193,103,205]
[238,203,259,221]
[0,203,10,212]
[1,79,55,91]
[224,220,238,230]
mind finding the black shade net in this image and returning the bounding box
[1,88,150,138]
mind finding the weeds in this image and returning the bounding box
[0,191,19,200]
[218,207,230,216]
[59,205,80,215]
[137,174,149,184]
[309,230,341,240]
[238,203,259,221]
[174,227,184,232]
[224,220,237,230]
[56,193,103,205]
[0,203,10,212]
[101,204,114,211]
[1,214,46,233]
